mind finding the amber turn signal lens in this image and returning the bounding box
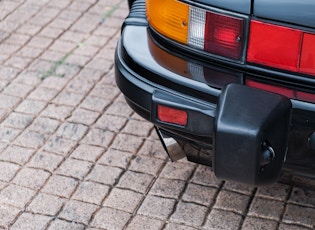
[146,0,189,44]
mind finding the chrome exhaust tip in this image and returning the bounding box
[155,128,186,162]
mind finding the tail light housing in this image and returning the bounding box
[146,0,245,61]
[247,20,315,76]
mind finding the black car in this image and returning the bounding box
[115,0,315,186]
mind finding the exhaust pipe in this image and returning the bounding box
[155,128,186,161]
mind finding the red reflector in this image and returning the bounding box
[204,12,243,60]
[247,20,302,72]
[245,79,294,98]
[300,33,315,76]
[157,105,188,126]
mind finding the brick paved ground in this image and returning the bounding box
[0,0,314,229]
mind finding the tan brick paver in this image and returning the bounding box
[0,0,314,229]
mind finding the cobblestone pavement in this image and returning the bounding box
[0,0,314,229]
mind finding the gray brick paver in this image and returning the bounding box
[0,0,315,229]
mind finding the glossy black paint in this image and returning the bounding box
[194,0,251,14]
[254,0,315,29]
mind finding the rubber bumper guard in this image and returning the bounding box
[214,84,292,186]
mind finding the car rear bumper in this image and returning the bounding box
[115,24,315,183]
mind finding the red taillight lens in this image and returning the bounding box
[204,12,243,59]
[247,20,315,76]
[157,105,188,126]
[300,33,315,76]
[247,20,302,72]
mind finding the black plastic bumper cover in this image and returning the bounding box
[214,84,292,185]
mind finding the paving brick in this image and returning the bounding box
[12,167,50,190]
[123,119,153,137]
[214,190,251,214]
[170,201,208,226]
[28,87,59,101]
[98,148,132,169]
[65,53,91,66]
[138,139,168,159]
[86,164,123,186]
[129,155,165,176]
[39,49,65,63]
[278,223,312,230]
[29,117,60,134]
[81,128,115,148]
[242,216,278,230]
[10,213,51,230]
[5,56,33,70]
[91,207,131,230]
[41,103,73,121]
[14,130,48,148]
[40,76,69,90]
[48,18,73,30]
[103,188,143,213]
[127,215,164,230]
[150,178,186,199]
[256,183,291,201]
[138,195,176,219]
[282,204,315,228]
[117,171,154,194]
[43,135,77,155]
[93,113,127,132]
[59,200,98,225]
[56,158,92,180]
[160,161,196,181]
[58,8,82,22]
[48,219,85,230]
[72,181,110,205]
[204,209,243,230]
[68,108,100,126]
[39,26,64,39]
[0,146,34,165]
[0,205,20,227]
[182,183,217,206]
[13,70,41,86]
[0,94,21,110]
[288,187,315,208]
[0,184,35,208]
[111,133,145,153]
[0,162,20,182]
[89,83,120,100]
[65,78,95,95]
[73,44,100,57]
[71,144,105,162]
[55,122,88,141]
[53,91,85,107]
[15,99,47,115]
[41,175,78,198]
[16,46,43,58]
[27,193,66,216]
[223,181,256,195]
[248,197,285,221]
[28,151,64,172]
[2,112,34,129]
[27,36,53,49]
[105,101,133,117]
[0,127,22,144]
[164,223,198,230]
[191,165,222,188]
